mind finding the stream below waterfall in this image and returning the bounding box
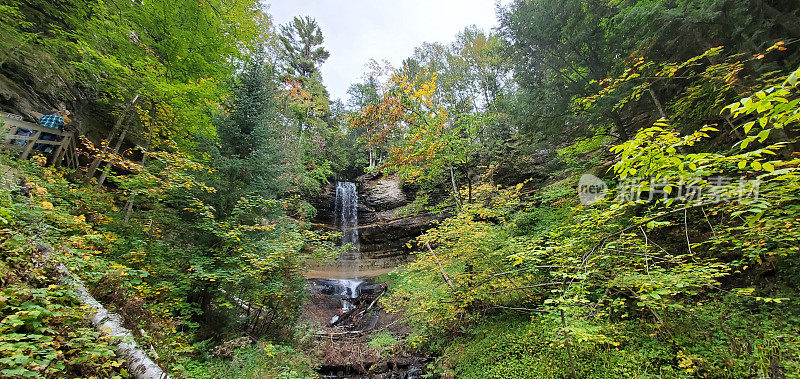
[331,181,363,324]
[327,278,364,324]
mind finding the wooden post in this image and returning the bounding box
[50,136,68,167]
[72,139,79,168]
[19,130,42,160]
[97,126,129,188]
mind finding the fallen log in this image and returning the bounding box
[219,288,259,314]
[39,246,170,379]
[330,283,387,328]
[314,330,364,337]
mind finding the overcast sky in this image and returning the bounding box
[267,0,504,101]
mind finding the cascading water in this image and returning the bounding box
[330,181,363,322]
[335,182,360,267]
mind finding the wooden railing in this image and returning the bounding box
[0,112,79,168]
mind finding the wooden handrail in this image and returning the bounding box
[4,136,66,144]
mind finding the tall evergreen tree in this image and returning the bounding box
[212,62,286,216]
[279,16,331,78]
[500,0,628,142]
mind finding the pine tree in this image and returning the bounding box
[279,16,330,78]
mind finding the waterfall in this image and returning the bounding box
[335,181,360,270]
[331,182,362,321]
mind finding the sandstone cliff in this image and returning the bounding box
[308,173,438,276]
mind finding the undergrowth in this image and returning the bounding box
[0,154,316,377]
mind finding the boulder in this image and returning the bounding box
[358,172,408,212]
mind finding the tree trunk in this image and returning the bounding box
[561,309,579,379]
[466,168,473,204]
[425,242,455,290]
[610,112,629,141]
[123,120,153,225]
[123,150,145,225]
[97,126,129,188]
[648,87,668,120]
[86,94,139,181]
[449,164,462,206]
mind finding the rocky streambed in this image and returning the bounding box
[302,278,427,378]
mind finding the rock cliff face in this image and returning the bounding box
[309,173,438,276]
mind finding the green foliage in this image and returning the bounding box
[3,0,800,376]
[2,0,348,372]
[0,285,124,378]
[385,60,800,376]
[0,158,127,378]
[443,318,635,378]
[512,182,576,237]
[368,331,399,356]
[1,0,270,150]
[500,0,625,140]
[383,181,532,346]
[500,0,798,147]
[556,127,613,169]
[0,141,333,376]
[351,71,485,206]
[187,341,315,379]
[612,0,797,62]
[444,298,800,378]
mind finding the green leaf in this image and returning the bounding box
[738,160,747,170]
[757,129,770,142]
[743,121,756,134]
[751,161,762,171]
